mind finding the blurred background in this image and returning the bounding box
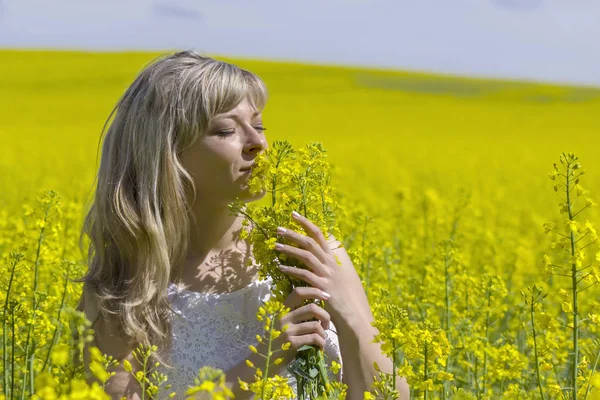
[1,0,600,216]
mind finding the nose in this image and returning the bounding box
[243,126,267,154]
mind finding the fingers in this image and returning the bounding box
[278,286,331,353]
[276,227,330,267]
[290,211,333,257]
[286,320,328,341]
[283,302,331,331]
[283,286,330,310]
[288,333,326,352]
[276,243,327,276]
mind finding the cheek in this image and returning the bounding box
[184,142,239,186]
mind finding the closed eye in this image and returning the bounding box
[216,126,267,138]
[216,130,235,137]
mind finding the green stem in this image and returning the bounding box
[316,350,330,395]
[11,304,17,400]
[3,255,19,397]
[271,176,277,207]
[482,290,491,397]
[142,354,147,400]
[236,207,270,239]
[2,312,7,398]
[444,253,451,333]
[41,268,70,372]
[20,207,49,399]
[443,252,451,400]
[261,316,275,400]
[566,163,579,400]
[392,339,397,394]
[531,298,546,400]
[423,343,428,400]
[583,346,600,400]
[474,354,479,399]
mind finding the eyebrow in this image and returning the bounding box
[218,111,262,120]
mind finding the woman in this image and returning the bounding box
[75,50,409,399]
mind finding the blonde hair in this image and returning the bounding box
[77,50,268,365]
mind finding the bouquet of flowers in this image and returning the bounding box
[229,140,343,399]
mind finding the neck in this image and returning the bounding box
[170,198,258,292]
[187,199,244,257]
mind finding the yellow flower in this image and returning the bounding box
[238,379,250,391]
[198,381,216,392]
[50,346,69,365]
[90,361,111,383]
[591,373,600,388]
[330,360,341,375]
[364,391,375,400]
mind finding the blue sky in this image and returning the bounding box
[1,0,598,86]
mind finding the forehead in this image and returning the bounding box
[213,99,262,121]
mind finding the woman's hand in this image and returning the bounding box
[274,211,372,329]
[274,286,333,366]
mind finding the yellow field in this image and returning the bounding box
[1,50,600,399]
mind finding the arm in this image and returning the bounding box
[337,309,410,400]
[270,213,410,399]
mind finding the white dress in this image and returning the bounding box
[160,276,344,399]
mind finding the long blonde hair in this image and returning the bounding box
[77,50,268,365]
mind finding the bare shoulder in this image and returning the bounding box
[78,285,143,400]
[78,284,129,359]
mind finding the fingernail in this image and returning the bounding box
[275,243,284,250]
[277,227,287,235]
[292,211,301,219]
[321,291,331,299]
[278,265,288,271]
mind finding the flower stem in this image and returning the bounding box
[3,254,20,397]
[423,342,428,400]
[583,345,600,400]
[41,266,70,372]
[261,316,275,400]
[443,251,451,400]
[530,296,546,400]
[21,207,49,400]
[11,303,17,399]
[316,349,330,394]
[566,162,579,400]
[392,339,397,394]
[482,289,491,397]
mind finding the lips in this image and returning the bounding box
[240,164,255,172]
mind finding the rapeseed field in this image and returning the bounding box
[1,50,600,399]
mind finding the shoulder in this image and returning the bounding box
[77,285,143,399]
[74,285,132,367]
